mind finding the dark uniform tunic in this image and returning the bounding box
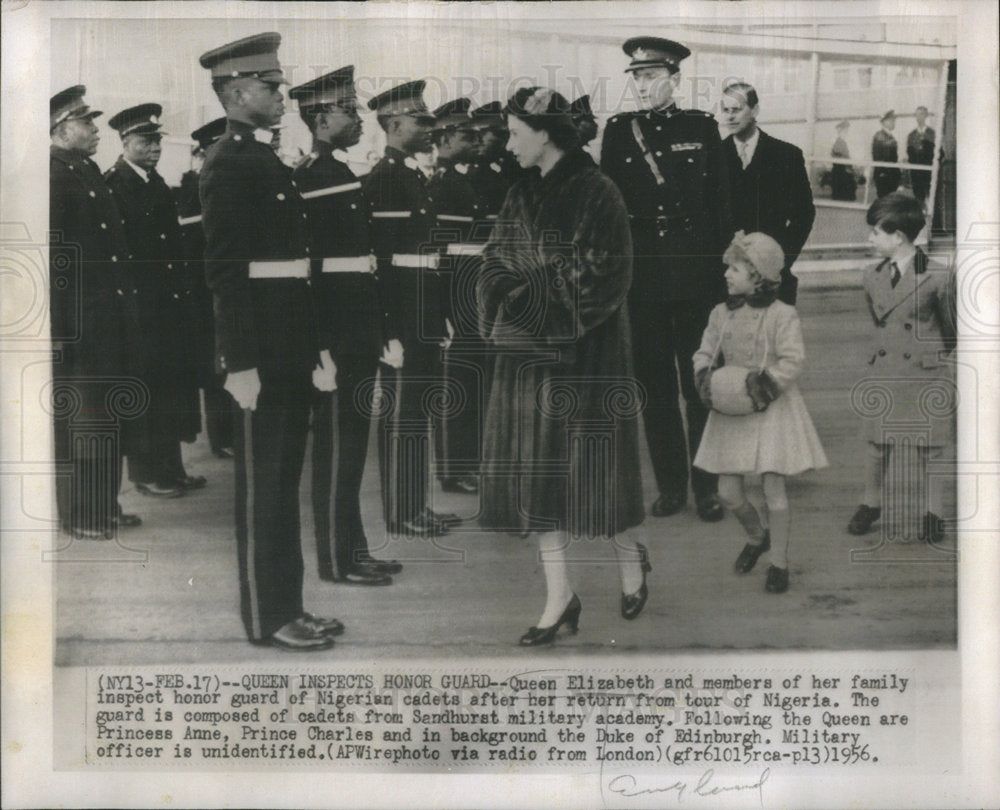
[601,104,732,504]
[105,157,200,485]
[428,161,486,483]
[199,119,317,642]
[177,170,234,454]
[906,126,935,202]
[49,146,144,533]
[363,146,445,529]
[872,128,901,199]
[293,146,383,576]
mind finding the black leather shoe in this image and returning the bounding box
[696,494,725,522]
[302,612,346,637]
[213,447,235,459]
[621,542,652,620]
[921,512,946,544]
[113,512,142,528]
[764,565,789,594]
[519,594,581,646]
[650,493,685,517]
[267,619,334,651]
[69,525,113,540]
[733,532,771,574]
[441,476,479,494]
[135,482,184,498]
[174,475,207,491]
[335,565,392,586]
[357,556,403,575]
[847,504,881,535]
[425,507,462,527]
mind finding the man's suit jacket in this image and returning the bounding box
[722,129,815,304]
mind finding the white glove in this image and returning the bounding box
[380,338,404,369]
[312,349,338,392]
[225,368,262,411]
[440,318,455,349]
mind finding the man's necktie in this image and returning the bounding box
[890,262,901,289]
[738,140,749,169]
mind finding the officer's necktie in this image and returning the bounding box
[738,140,749,169]
[890,261,901,288]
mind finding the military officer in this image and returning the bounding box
[468,100,523,219]
[177,117,235,459]
[198,32,341,651]
[49,85,145,538]
[872,110,901,199]
[363,80,460,537]
[428,98,483,495]
[906,106,935,202]
[601,37,732,522]
[105,104,204,499]
[289,65,400,585]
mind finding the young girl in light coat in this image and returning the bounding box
[693,232,828,593]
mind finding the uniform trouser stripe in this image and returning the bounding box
[243,408,262,640]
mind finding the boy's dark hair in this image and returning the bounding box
[866,191,926,242]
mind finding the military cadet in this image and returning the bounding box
[906,106,935,202]
[601,36,732,523]
[468,100,523,220]
[105,104,204,499]
[288,65,401,586]
[50,85,145,538]
[570,94,600,153]
[177,117,235,459]
[872,110,901,199]
[428,97,483,495]
[198,32,341,651]
[363,80,460,537]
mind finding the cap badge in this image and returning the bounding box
[633,47,649,60]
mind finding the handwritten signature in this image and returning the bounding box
[607,768,770,807]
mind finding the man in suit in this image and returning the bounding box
[49,86,145,538]
[105,104,204,499]
[288,65,400,586]
[906,106,935,202]
[872,110,901,199]
[199,32,341,651]
[720,82,816,305]
[601,36,732,522]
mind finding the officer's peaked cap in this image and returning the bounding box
[199,32,287,84]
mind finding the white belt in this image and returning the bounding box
[248,259,309,279]
[178,214,202,226]
[392,253,439,269]
[437,214,474,223]
[486,214,498,220]
[300,181,361,200]
[372,211,411,219]
[446,243,485,256]
[321,255,375,274]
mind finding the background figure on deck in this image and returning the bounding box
[906,106,935,203]
[105,104,204,500]
[601,36,732,523]
[872,110,901,199]
[830,120,857,202]
[719,82,815,305]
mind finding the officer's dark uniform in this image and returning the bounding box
[427,98,486,493]
[906,114,935,202]
[362,80,450,536]
[49,86,144,537]
[177,117,234,458]
[104,104,201,494]
[288,66,396,584]
[198,34,324,646]
[468,102,515,222]
[600,38,732,519]
[872,112,901,199]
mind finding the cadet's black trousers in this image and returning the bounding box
[204,374,234,453]
[233,370,311,642]
[628,288,717,502]
[311,354,378,577]
[435,339,490,482]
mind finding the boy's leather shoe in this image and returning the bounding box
[847,504,881,535]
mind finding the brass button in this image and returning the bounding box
[878,349,886,356]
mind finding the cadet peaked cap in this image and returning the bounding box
[199,32,287,84]
[50,85,102,131]
[367,79,435,121]
[570,94,595,119]
[431,98,474,131]
[881,109,896,121]
[289,65,356,108]
[470,101,505,127]
[108,103,167,138]
[191,117,228,151]
[622,36,691,73]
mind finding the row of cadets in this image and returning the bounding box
[104,104,205,499]
[288,65,402,586]
[427,97,486,496]
[176,117,236,460]
[362,79,461,539]
[198,32,344,651]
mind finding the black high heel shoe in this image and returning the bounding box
[519,594,582,646]
[621,542,652,620]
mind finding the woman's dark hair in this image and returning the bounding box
[504,87,579,151]
[866,191,926,243]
